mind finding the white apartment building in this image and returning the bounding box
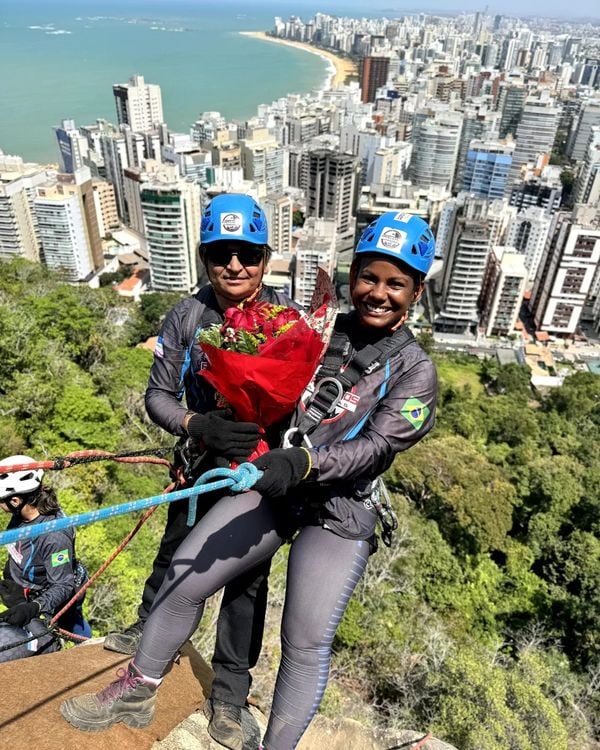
[566,100,600,162]
[436,198,514,333]
[140,170,201,293]
[409,112,462,191]
[530,216,600,337]
[34,186,94,281]
[480,247,528,336]
[509,91,561,183]
[574,126,600,207]
[293,218,337,308]
[0,161,47,262]
[240,128,285,195]
[263,193,293,255]
[506,205,554,284]
[113,75,164,132]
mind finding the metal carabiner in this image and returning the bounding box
[282,427,313,450]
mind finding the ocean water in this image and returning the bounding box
[0,0,344,164]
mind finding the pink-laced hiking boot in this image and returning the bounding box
[60,661,158,732]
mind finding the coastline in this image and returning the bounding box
[240,31,357,90]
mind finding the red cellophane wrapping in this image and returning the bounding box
[199,316,325,458]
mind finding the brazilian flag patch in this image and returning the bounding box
[400,398,430,429]
[51,549,70,567]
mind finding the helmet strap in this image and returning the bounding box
[3,496,27,515]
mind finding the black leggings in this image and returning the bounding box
[135,490,370,750]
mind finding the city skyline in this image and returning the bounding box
[1,5,600,351]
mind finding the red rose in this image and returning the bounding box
[223,307,246,330]
[272,308,301,333]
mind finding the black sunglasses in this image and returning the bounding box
[204,245,265,267]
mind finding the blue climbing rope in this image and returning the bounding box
[0,464,261,547]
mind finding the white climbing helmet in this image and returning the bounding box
[0,455,44,501]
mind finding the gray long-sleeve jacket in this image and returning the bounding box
[289,312,437,540]
[145,284,296,436]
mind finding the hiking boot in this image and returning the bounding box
[203,697,243,750]
[60,662,157,732]
[103,620,144,654]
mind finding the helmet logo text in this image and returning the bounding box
[220,212,243,235]
[377,228,406,252]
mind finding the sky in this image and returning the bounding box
[145,0,600,21]
[7,0,598,21]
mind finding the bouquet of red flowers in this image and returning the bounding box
[198,283,336,460]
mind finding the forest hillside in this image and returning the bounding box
[0,259,598,750]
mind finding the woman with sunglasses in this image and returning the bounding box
[61,212,438,750]
[102,193,296,750]
[0,455,90,661]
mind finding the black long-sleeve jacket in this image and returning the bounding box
[290,313,438,540]
[4,511,76,615]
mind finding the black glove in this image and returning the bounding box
[187,409,260,463]
[0,580,26,608]
[252,448,311,497]
[0,600,40,628]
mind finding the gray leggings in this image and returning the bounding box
[135,490,370,750]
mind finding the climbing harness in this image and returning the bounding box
[283,321,415,449]
[283,319,415,546]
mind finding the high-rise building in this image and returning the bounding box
[92,180,119,238]
[480,247,528,336]
[359,56,391,103]
[99,133,129,221]
[496,82,526,138]
[530,211,600,336]
[566,100,600,162]
[54,119,90,174]
[436,198,514,333]
[453,107,500,190]
[506,206,554,284]
[113,75,164,132]
[574,126,600,207]
[34,169,103,281]
[509,92,561,183]
[409,112,462,191]
[0,158,46,262]
[509,166,563,213]
[240,127,285,194]
[462,139,514,200]
[263,193,293,255]
[140,168,201,293]
[301,150,357,240]
[292,218,337,308]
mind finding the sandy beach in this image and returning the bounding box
[240,31,358,89]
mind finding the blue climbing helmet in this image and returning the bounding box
[200,194,268,246]
[355,212,436,276]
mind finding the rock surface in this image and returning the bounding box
[153,711,459,750]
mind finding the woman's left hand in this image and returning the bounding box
[0,579,26,608]
[0,600,40,628]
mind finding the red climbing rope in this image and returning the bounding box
[0,448,172,474]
